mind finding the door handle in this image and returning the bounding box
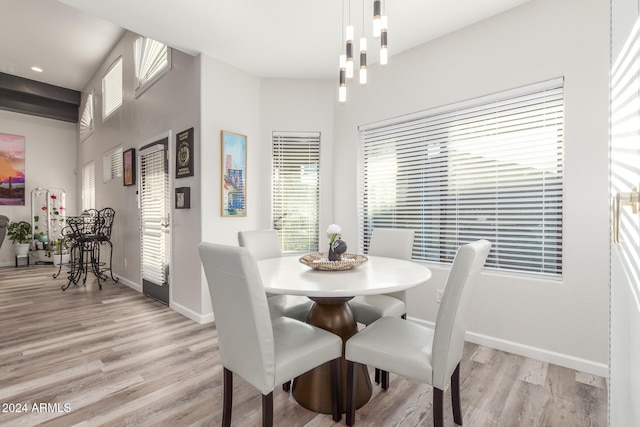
[161,213,170,228]
[613,187,640,243]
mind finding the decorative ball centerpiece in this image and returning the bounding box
[327,224,347,261]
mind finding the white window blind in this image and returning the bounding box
[139,144,169,286]
[272,131,321,253]
[102,57,123,120]
[102,146,123,183]
[134,37,171,97]
[81,161,95,211]
[359,78,564,277]
[80,91,94,142]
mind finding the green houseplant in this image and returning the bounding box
[52,238,70,265]
[7,221,32,255]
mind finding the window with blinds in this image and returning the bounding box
[134,36,171,97]
[139,143,169,287]
[359,78,564,277]
[272,131,321,253]
[102,57,123,121]
[80,91,94,142]
[81,161,95,211]
[102,146,123,183]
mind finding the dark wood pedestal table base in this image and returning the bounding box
[292,296,372,413]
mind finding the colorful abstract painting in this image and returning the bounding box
[221,130,246,216]
[0,133,25,206]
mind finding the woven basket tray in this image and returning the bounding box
[299,252,368,271]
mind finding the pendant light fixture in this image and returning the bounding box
[338,0,389,102]
[380,14,388,65]
[372,0,381,37]
[339,0,347,103]
[339,54,347,103]
[359,0,368,84]
[345,0,354,79]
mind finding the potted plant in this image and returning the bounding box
[52,238,70,265]
[7,221,32,256]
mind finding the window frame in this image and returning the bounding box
[358,78,565,278]
[134,36,172,98]
[102,145,123,183]
[79,90,94,142]
[272,131,321,253]
[81,161,96,211]
[102,57,123,121]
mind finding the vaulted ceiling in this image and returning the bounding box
[2,0,533,92]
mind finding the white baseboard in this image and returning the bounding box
[115,277,213,324]
[170,300,214,324]
[116,276,142,293]
[407,316,609,378]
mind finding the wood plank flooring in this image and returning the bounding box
[0,265,607,426]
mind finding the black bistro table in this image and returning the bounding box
[58,211,117,290]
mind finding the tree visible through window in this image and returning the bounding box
[359,78,564,277]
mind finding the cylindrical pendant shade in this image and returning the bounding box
[360,37,367,84]
[373,0,381,37]
[380,17,388,65]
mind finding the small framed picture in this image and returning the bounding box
[123,148,136,186]
[175,187,190,209]
[221,130,247,217]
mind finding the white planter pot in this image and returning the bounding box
[14,243,30,256]
[53,253,70,265]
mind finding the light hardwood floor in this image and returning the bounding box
[0,264,607,426]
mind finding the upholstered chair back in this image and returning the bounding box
[431,239,491,390]
[198,242,275,395]
[369,228,415,260]
[238,229,282,261]
[369,228,415,302]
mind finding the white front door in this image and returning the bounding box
[610,0,640,424]
[139,134,171,304]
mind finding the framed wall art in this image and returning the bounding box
[221,130,246,217]
[0,132,26,206]
[123,148,136,186]
[176,127,194,178]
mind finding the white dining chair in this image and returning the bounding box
[198,242,343,426]
[344,239,491,427]
[349,228,415,387]
[238,229,313,322]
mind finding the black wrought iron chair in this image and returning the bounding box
[97,207,118,282]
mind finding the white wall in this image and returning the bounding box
[199,55,262,318]
[198,68,337,320]
[260,79,335,237]
[81,31,202,319]
[0,110,77,266]
[332,0,609,375]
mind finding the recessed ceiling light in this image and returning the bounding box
[31,66,43,73]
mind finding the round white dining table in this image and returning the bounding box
[258,254,432,297]
[256,254,432,414]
